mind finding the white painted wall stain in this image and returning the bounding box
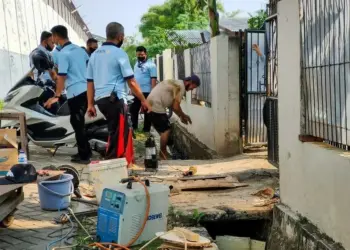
[0,0,88,99]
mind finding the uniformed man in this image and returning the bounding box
[147,76,200,160]
[52,44,62,70]
[44,25,92,164]
[84,38,99,56]
[29,31,56,82]
[86,22,152,160]
[130,46,157,133]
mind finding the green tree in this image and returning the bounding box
[123,35,140,66]
[139,0,224,58]
[248,9,267,29]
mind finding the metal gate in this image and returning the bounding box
[159,55,164,81]
[265,1,279,166]
[240,30,267,146]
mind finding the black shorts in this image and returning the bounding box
[149,112,171,133]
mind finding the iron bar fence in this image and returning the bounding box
[177,50,186,80]
[265,1,279,166]
[300,0,350,149]
[190,42,212,104]
[244,30,267,145]
[159,55,164,82]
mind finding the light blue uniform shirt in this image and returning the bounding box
[29,45,52,82]
[134,59,157,93]
[57,42,89,99]
[87,42,134,102]
[52,45,62,68]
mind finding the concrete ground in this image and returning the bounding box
[0,136,278,249]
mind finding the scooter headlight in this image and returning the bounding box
[4,91,19,103]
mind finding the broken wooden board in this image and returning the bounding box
[156,232,212,248]
[170,176,248,191]
[178,174,227,181]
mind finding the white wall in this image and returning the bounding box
[163,35,242,156]
[0,0,88,98]
[279,0,350,248]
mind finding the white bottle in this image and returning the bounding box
[18,150,28,164]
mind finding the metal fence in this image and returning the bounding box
[159,55,164,82]
[190,42,212,104]
[241,30,267,145]
[300,0,350,149]
[177,50,186,80]
[266,1,279,166]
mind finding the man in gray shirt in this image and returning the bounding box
[147,75,200,160]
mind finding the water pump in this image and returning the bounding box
[144,135,158,170]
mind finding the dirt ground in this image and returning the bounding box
[0,137,278,249]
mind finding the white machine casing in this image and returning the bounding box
[96,182,169,246]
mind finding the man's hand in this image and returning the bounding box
[252,44,263,57]
[87,105,97,118]
[44,97,59,109]
[141,100,152,113]
[181,114,192,125]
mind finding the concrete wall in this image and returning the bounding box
[163,34,242,156]
[0,0,89,98]
[278,0,350,248]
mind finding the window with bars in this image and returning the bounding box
[190,42,211,105]
[300,0,350,149]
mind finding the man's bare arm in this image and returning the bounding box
[127,78,147,102]
[55,75,66,96]
[151,78,157,89]
[87,81,95,107]
[127,78,152,112]
[172,99,186,118]
[49,70,57,81]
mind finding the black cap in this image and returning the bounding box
[184,74,201,87]
[0,164,37,185]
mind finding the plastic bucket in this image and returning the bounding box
[38,174,74,211]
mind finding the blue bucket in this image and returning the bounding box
[38,174,74,211]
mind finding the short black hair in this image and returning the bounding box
[106,22,124,40]
[51,25,68,39]
[136,46,147,53]
[40,31,52,43]
[87,38,98,45]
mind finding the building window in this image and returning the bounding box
[300,0,350,149]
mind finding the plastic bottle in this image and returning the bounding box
[18,150,28,164]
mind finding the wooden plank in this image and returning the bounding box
[19,114,29,159]
[174,228,200,242]
[0,112,29,160]
[178,175,227,181]
[299,135,323,143]
[174,179,248,191]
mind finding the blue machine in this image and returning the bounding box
[96,182,169,246]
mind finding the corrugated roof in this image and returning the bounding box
[167,30,211,46]
[219,17,249,32]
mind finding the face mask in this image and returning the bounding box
[137,57,146,62]
[45,45,53,52]
[89,47,97,54]
[116,40,124,48]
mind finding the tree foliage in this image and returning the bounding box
[123,35,139,66]
[138,0,224,58]
[247,9,267,29]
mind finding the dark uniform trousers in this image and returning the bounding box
[96,97,129,160]
[67,92,92,160]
